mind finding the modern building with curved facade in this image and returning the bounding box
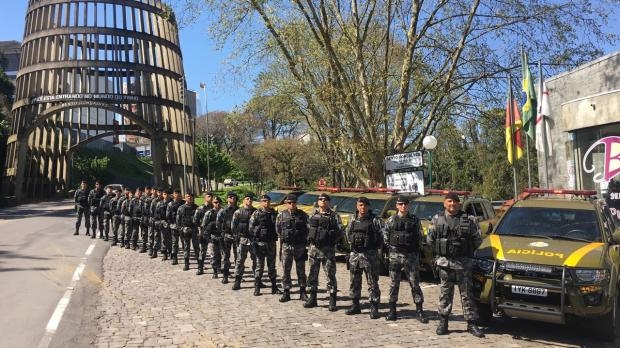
[4,0,197,200]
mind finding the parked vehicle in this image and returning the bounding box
[223,178,239,187]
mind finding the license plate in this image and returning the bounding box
[511,285,548,297]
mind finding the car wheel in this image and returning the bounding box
[589,291,617,341]
[475,301,492,326]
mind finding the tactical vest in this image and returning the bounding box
[389,215,420,252]
[89,189,104,207]
[178,204,197,227]
[349,215,378,252]
[221,205,237,234]
[308,212,336,247]
[253,209,276,242]
[132,198,143,218]
[143,196,152,218]
[101,194,114,213]
[121,198,132,216]
[155,199,169,220]
[167,200,183,224]
[75,189,88,206]
[234,207,255,238]
[204,209,220,236]
[117,197,126,215]
[280,210,307,245]
[150,198,160,218]
[434,213,474,258]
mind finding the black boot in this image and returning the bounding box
[232,276,242,290]
[254,282,261,296]
[328,293,337,312]
[299,287,309,302]
[279,289,291,302]
[104,234,109,241]
[259,281,268,288]
[196,260,204,275]
[346,299,361,315]
[436,315,449,335]
[212,268,219,279]
[162,252,168,261]
[139,244,147,253]
[99,231,104,239]
[111,239,117,246]
[467,321,485,338]
[150,250,158,259]
[183,258,190,271]
[148,248,153,256]
[416,303,428,323]
[221,272,229,284]
[73,229,79,236]
[369,301,380,319]
[385,302,397,321]
[91,230,96,239]
[171,254,178,265]
[125,242,131,249]
[303,290,317,308]
[271,279,282,295]
[85,229,90,236]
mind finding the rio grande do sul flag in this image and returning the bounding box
[506,78,524,164]
[536,81,553,155]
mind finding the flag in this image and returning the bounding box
[521,49,537,140]
[506,78,524,164]
[536,80,553,156]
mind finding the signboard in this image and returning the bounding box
[385,151,423,171]
[29,93,142,104]
[386,171,425,194]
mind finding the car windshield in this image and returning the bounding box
[369,199,388,216]
[297,193,320,205]
[266,191,286,203]
[409,201,444,220]
[335,197,358,213]
[495,207,601,242]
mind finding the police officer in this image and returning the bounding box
[427,192,484,337]
[231,193,257,290]
[276,194,309,303]
[177,192,199,271]
[110,189,123,245]
[345,196,383,319]
[140,186,154,253]
[73,181,90,236]
[304,193,343,311]
[129,187,143,250]
[383,195,427,322]
[118,187,130,245]
[193,191,214,275]
[155,189,173,260]
[88,181,106,239]
[166,189,184,265]
[249,194,282,296]
[148,187,162,257]
[120,188,134,248]
[202,196,223,278]
[100,185,115,241]
[217,191,238,284]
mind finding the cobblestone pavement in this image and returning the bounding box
[94,245,618,348]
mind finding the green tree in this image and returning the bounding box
[73,154,111,184]
[195,140,234,190]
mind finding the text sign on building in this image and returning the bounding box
[385,151,423,171]
[386,171,425,195]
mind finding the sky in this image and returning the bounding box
[0,1,254,114]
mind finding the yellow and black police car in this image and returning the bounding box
[473,188,620,341]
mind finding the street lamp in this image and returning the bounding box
[422,135,437,189]
[199,82,211,191]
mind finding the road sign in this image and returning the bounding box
[385,151,423,171]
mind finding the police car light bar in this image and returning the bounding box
[523,188,597,196]
[425,189,471,196]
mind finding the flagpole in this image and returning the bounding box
[539,60,550,189]
[521,45,533,188]
[509,75,518,199]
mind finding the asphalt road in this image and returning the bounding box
[0,200,108,348]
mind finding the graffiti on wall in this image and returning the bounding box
[584,136,620,221]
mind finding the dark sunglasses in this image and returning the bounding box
[396,202,408,205]
[318,198,329,201]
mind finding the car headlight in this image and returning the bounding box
[474,258,494,273]
[571,269,610,283]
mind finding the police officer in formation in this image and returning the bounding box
[100,185,115,241]
[202,196,223,277]
[193,191,214,275]
[177,192,199,271]
[110,189,123,245]
[88,181,106,239]
[231,193,257,290]
[120,188,134,248]
[427,192,484,337]
[249,195,282,296]
[148,187,162,257]
[383,195,428,322]
[167,189,185,265]
[140,187,154,253]
[155,188,173,260]
[304,193,342,311]
[217,191,238,284]
[130,188,143,250]
[73,181,90,236]
[276,194,309,303]
[345,196,383,319]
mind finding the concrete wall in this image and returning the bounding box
[540,51,620,189]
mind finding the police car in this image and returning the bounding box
[472,188,620,341]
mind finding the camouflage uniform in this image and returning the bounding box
[193,202,213,275]
[202,205,222,277]
[249,206,280,296]
[166,199,184,264]
[276,208,309,302]
[120,193,134,248]
[109,193,123,245]
[148,191,161,256]
[383,211,427,322]
[427,209,483,336]
[154,196,172,259]
[232,205,257,289]
[88,186,106,239]
[100,191,115,241]
[177,201,198,271]
[131,192,144,250]
[346,211,383,316]
[140,191,153,252]
[74,187,90,235]
[216,203,238,283]
[305,207,343,310]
